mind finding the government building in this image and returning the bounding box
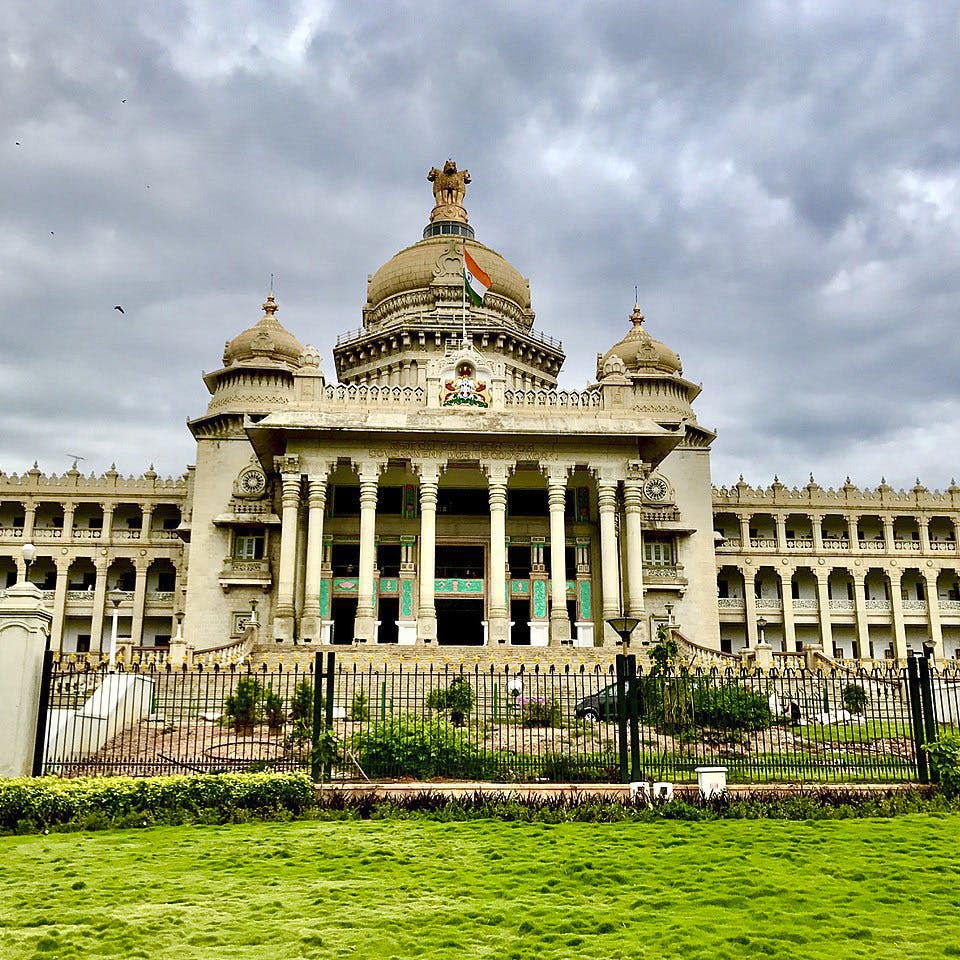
[2,163,959,664]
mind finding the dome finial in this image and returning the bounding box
[630,303,645,327]
[261,293,278,319]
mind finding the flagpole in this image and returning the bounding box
[462,244,468,347]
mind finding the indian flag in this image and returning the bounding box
[463,248,491,306]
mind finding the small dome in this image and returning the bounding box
[598,305,681,377]
[223,295,303,368]
[367,236,531,312]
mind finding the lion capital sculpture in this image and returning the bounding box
[428,159,471,207]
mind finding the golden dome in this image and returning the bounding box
[599,305,681,376]
[366,236,531,311]
[223,295,304,368]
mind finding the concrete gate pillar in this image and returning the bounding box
[0,582,53,778]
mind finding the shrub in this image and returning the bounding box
[351,691,370,722]
[426,677,474,726]
[842,683,869,715]
[539,752,620,783]
[926,733,960,798]
[224,676,263,734]
[0,773,316,833]
[289,680,316,743]
[692,683,772,732]
[351,716,497,779]
[518,696,561,728]
[263,686,285,731]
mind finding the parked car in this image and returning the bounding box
[574,683,622,721]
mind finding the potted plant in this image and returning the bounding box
[224,676,262,736]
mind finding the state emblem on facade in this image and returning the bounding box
[441,360,490,408]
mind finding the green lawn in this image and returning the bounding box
[3,815,960,959]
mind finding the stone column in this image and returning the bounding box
[775,515,787,553]
[353,462,382,644]
[852,573,870,660]
[546,467,571,645]
[622,470,646,624]
[597,479,621,644]
[847,516,860,552]
[780,568,796,652]
[739,515,752,551]
[140,503,154,541]
[811,514,824,553]
[0,583,52,777]
[924,569,944,659]
[815,570,833,654]
[300,473,328,641]
[883,516,896,553]
[90,558,108,652]
[62,502,75,541]
[484,462,511,645]
[888,568,908,659]
[131,562,148,646]
[919,521,931,555]
[415,462,440,643]
[22,503,35,541]
[101,503,114,542]
[744,569,759,647]
[272,457,302,643]
[51,561,69,651]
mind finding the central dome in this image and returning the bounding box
[366,236,531,316]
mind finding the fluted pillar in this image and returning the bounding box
[62,502,75,541]
[597,480,620,644]
[140,503,154,542]
[131,563,148,645]
[90,558,108,652]
[815,571,833,654]
[22,504,35,541]
[485,462,510,645]
[780,568,796,652]
[623,471,646,626]
[889,569,908,660]
[300,473,328,641]
[775,515,787,553]
[416,463,440,643]
[51,561,69,651]
[547,470,571,645]
[811,515,824,553]
[353,463,381,644]
[883,516,896,553]
[101,503,114,542]
[272,459,302,643]
[924,569,944,659]
[852,573,870,660]
[739,515,752,550]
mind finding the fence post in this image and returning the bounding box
[906,657,930,784]
[918,656,939,783]
[615,654,629,784]
[323,652,335,781]
[626,654,641,782]
[311,651,324,782]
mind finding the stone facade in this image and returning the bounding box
[2,167,957,663]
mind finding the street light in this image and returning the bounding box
[757,615,767,646]
[606,616,640,654]
[664,602,674,626]
[21,543,36,585]
[108,586,125,666]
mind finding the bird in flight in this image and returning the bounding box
[114,305,125,314]
[15,141,21,146]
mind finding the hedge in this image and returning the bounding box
[0,772,316,833]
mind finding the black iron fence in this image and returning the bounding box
[34,653,960,784]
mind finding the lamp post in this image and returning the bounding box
[664,602,674,626]
[21,543,36,585]
[108,586,125,666]
[757,615,767,646]
[174,611,185,641]
[606,616,640,655]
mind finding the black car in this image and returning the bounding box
[574,682,622,721]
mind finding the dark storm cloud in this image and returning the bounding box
[2,0,958,491]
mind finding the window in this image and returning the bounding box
[377,544,401,577]
[644,540,673,565]
[76,635,91,653]
[156,571,176,592]
[331,486,360,516]
[234,530,265,560]
[507,489,548,517]
[717,579,729,599]
[376,487,403,515]
[508,545,532,579]
[437,488,489,515]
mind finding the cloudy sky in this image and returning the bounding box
[3,1,959,492]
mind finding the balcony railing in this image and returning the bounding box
[33,527,62,538]
[74,529,102,539]
[0,527,24,538]
[865,599,891,610]
[786,538,813,550]
[822,538,849,550]
[749,538,777,549]
[792,598,818,609]
[717,597,745,608]
[829,599,855,610]
[894,539,921,551]
[902,599,927,612]
[755,597,782,610]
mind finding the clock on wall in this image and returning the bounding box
[644,476,669,502]
[237,468,267,497]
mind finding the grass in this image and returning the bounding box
[3,815,960,959]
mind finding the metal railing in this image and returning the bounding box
[34,654,960,785]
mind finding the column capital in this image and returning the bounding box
[591,464,622,485]
[625,459,650,482]
[481,460,514,486]
[274,453,302,475]
[412,459,442,485]
[597,482,619,511]
[306,476,328,507]
[356,459,387,482]
[280,472,302,508]
[542,462,574,486]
